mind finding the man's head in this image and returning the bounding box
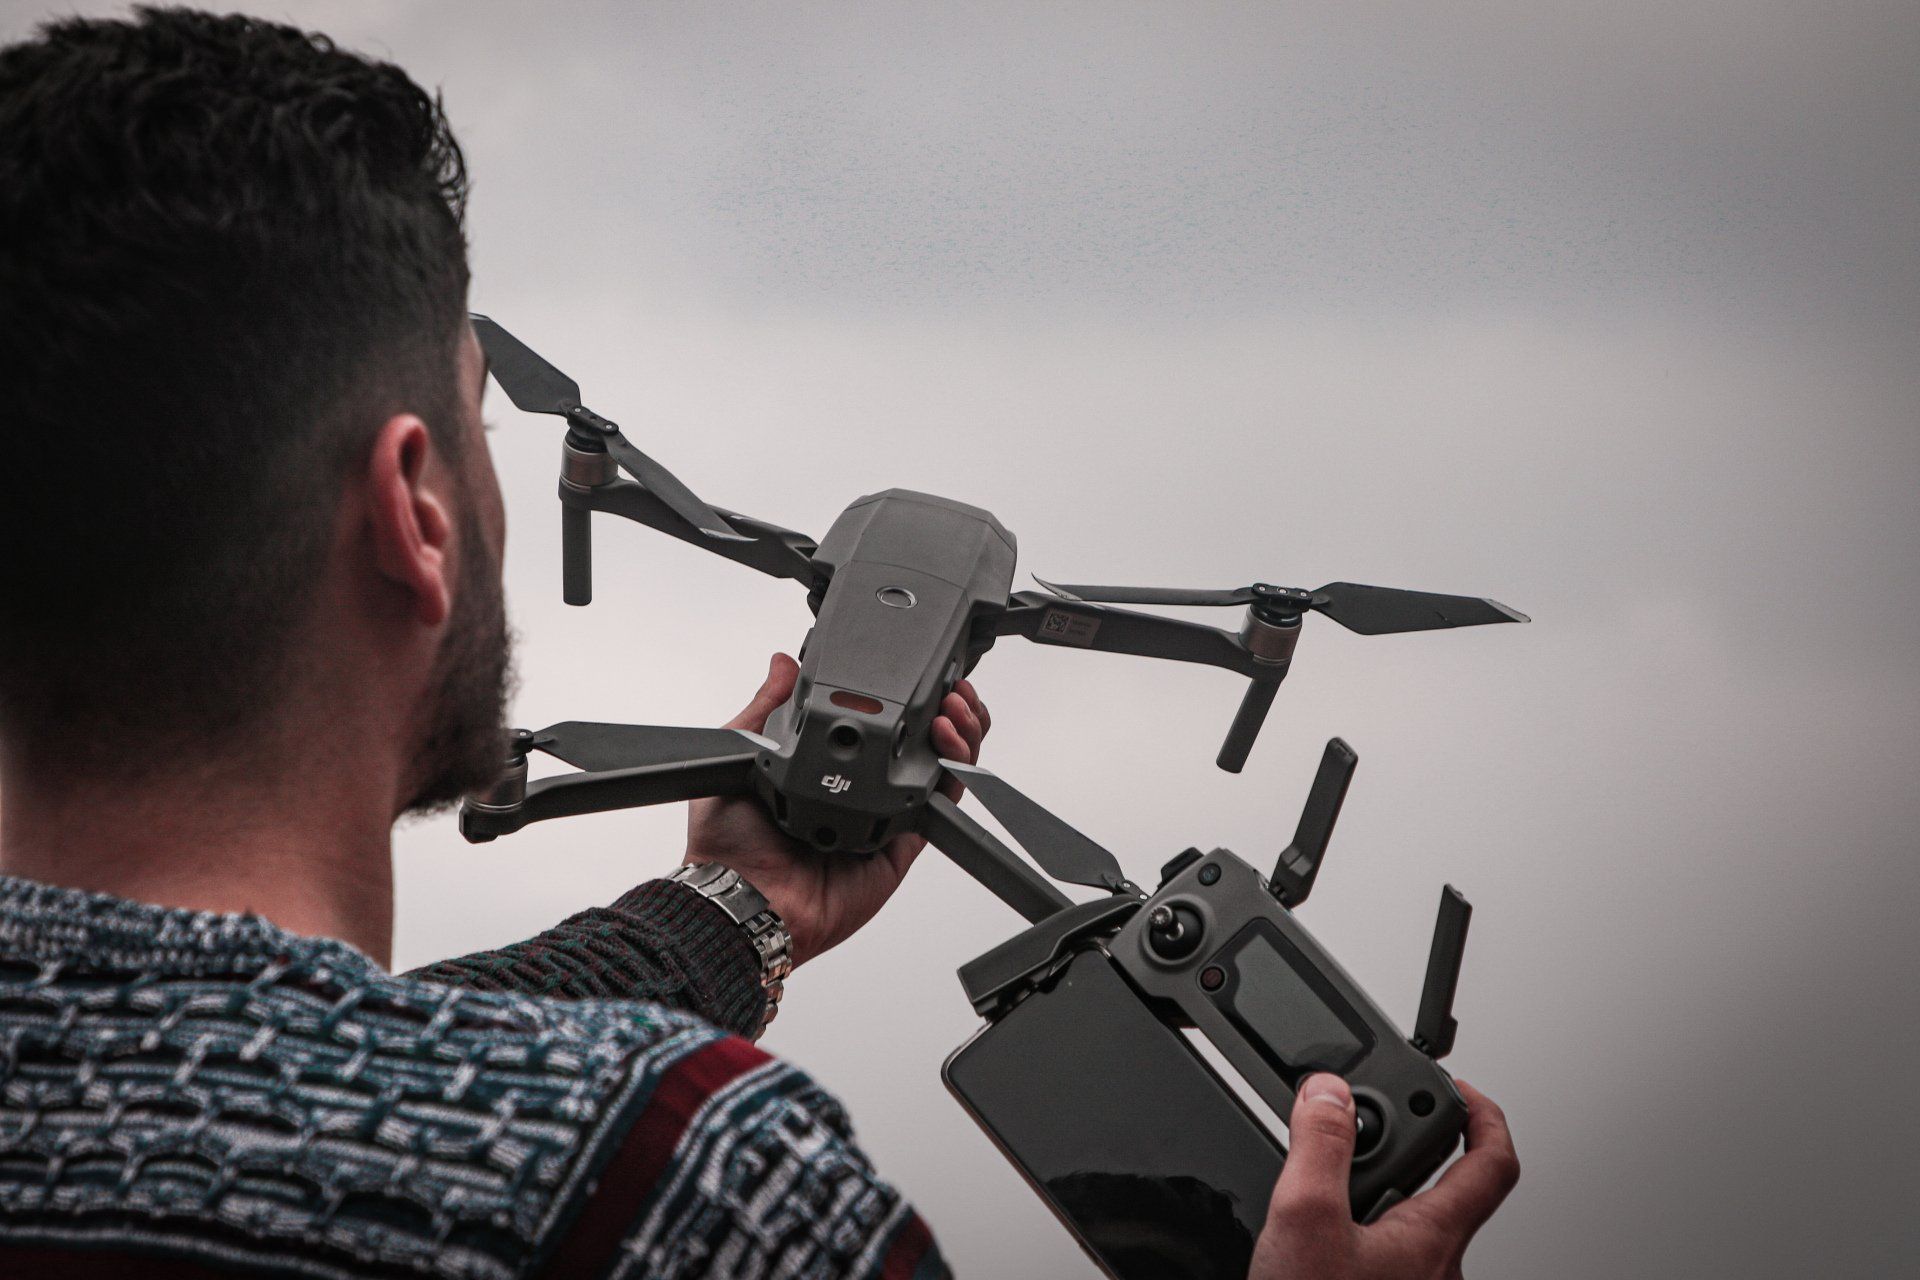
[0,6,509,812]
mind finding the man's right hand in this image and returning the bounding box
[685,653,990,968]
[1249,1074,1520,1280]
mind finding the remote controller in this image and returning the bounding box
[942,739,1474,1278]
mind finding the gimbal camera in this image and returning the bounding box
[459,315,1526,1278]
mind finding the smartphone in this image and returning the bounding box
[944,949,1284,1280]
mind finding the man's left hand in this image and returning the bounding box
[685,652,990,966]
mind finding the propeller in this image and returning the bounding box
[526,722,761,773]
[471,314,748,542]
[1034,576,1529,635]
[943,762,1133,894]
[1037,575,1527,772]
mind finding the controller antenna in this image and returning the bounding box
[1411,886,1472,1060]
[1269,738,1357,907]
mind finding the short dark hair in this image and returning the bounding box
[0,6,471,773]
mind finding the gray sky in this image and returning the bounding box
[6,2,1916,1275]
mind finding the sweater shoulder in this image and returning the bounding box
[0,877,944,1280]
[0,899,731,1278]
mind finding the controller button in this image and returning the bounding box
[1158,848,1204,886]
[1198,863,1221,885]
[1353,1097,1387,1160]
[1409,1090,1435,1117]
[1200,965,1225,991]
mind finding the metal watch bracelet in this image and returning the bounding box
[667,862,792,1029]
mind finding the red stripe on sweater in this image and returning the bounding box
[535,1033,771,1280]
[878,1210,939,1280]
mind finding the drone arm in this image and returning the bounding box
[460,750,759,841]
[999,592,1261,675]
[1004,591,1296,772]
[564,476,818,586]
[920,791,1075,924]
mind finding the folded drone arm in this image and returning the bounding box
[460,740,761,841]
[998,591,1267,676]
[564,476,818,586]
[1000,591,1297,773]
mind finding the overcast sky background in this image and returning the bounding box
[6,2,1916,1275]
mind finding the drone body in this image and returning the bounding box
[758,489,1014,853]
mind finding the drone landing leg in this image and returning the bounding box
[562,501,593,605]
[920,793,1074,924]
[1217,677,1282,773]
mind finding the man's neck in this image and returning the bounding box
[0,749,401,968]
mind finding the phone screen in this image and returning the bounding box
[944,950,1284,1280]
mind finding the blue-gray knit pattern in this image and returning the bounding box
[0,876,930,1279]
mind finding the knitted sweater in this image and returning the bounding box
[406,880,773,1042]
[0,875,947,1279]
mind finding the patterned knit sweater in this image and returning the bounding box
[0,875,947,1279]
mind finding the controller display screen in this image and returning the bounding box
[1214,919,1372,1076]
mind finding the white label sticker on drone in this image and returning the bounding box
[1037,609,1100,647]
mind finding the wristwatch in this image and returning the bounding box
[667,862,793,1029]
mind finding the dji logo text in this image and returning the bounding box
[820,774,851,795]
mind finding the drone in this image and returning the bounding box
[458,313,1527,898]
[458,314,1529,1271]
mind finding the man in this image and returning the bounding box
[0,9,1517,1278]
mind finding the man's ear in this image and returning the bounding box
[364,414,454,628]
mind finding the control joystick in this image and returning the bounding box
[1145,903,1204,961]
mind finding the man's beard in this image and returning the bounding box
[402,506,515,816]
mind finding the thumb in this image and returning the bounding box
[1271,1074,1357,1223]
[723,653,799,733]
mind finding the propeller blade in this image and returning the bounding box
[943,762,1130,893]
[471,314,581,415]
[1312,583,1530,635]
[1035,577,1255,608]
[602,433,749,542]
[533,722,758,773]
[469,314,747,543]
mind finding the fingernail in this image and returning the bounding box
[1300,1074,1353,1110]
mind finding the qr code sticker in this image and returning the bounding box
[1037,609,1100,647]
